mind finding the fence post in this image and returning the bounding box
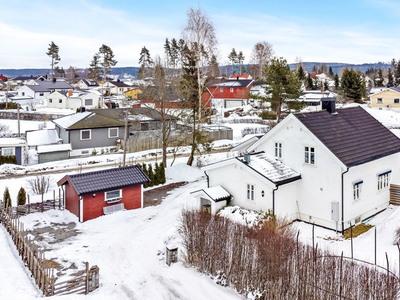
[53,190,55,209]
[87,264,100,293]
[28,195,30,214]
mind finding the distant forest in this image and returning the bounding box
[0,62,391,79]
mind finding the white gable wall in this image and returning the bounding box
[47,92,67,109]
[251,116,345,230]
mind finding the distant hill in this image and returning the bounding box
[0,62,390,78]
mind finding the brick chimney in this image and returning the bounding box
[68,90,72,97]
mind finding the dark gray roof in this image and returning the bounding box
[90,107,178,122]
[53,112,125,130]
[295,106,400,167]
[81,78,99,87]
[111,80,130,87]
[58,165,149,195]
[207,78,253,88]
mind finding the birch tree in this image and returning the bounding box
[250,41,273,79]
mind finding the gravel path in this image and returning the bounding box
[143,182,187,207]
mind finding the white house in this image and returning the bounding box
[198,103,400,233]
[76,78,99,90]
[47,90,101,110]
[100,80,131,95]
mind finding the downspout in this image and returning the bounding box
[204,171,210,188]
[79,196,83,223]
[341,167,349,234]
[60,185,65,210]
[272,185,279,216]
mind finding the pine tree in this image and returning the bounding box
[207,54,220,77]
[388,68,394,87]
[46,41,61,80]
[164,38,171,67]
[228,48,238,75]
[138,46,153,79]
[98,44,117,82]
[148,164,154,187]
[17,187,26,206]
[170,38,179,70]
[306,74,314,90]
[340,68,365,103]
[297,66,305,81]
[237,51,245,75]
[329,66,334,78]
[3,187,11,208]
[88,53,101,81]
[154,162,160,185]
[334,74,340,89]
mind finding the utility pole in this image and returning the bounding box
[123,110,128,166]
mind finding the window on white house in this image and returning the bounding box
[230,88,233,93]
[353,181,363,201]
[105,189,122,203]
[378,171,391,191]
[59,99,62,103]
[394,99,400,104]
[247,184,255,201]
[304,146,315,164]
[377,98,383,104]
[80,129,91,140]
[85,99,93,106]
[1,148,14,156]
[275,142,282,158]
[220,87,223,92]
[22,92,25,96]
[49,99,52,103]
[108,128,118,138]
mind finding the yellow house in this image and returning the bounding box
[370,87,400,109]
[125,88,142,99]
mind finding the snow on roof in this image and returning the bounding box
[129,114,153,121]
[37,143,72,153]
[238,152,300,184]
[52,112,92,129]
[191,185,231,202]
[26,129,61,147]
[0,138,26,146]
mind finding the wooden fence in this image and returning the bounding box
[14,190,63,216]
[0,202,99,296]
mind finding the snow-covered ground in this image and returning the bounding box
[2,103,400,299]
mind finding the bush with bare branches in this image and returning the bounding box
[26,175,54,195]
[178,209,400,299]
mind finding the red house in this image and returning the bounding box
[202,77,254,108]
[57,165,150,222]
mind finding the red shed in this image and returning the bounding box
[58,165,150,222]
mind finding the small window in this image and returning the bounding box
[80,129,91,140]
[39,92,44,96]
[59,99,62,103]
[394,99,399,104]
[304,146,315,164]
[220,87,223,93]
[378,171,391,191]
[247,184,255,201]
[355,216,361,225]
[108,128,119,138]
[22,92,25,96]
[353,181,363,201]
[85,99,93,106]
[81,150,89,154]
[49,99,52,103]
[1,147,14,156]
[230,88,233,93]
[377,98,383,104]
[275,142,282,158]
[105,189,122,203]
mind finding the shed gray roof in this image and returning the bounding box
[58,165,149,195]
[295,106,400,167]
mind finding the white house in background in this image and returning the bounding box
[47,90,101,110]
[0,138,27,165]
[198,103,400,233]
[100,80,131,95]
[26,129,62,149]
[76,78,99,90]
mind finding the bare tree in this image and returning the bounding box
[0,123,10,138]
[182,7,218,122]
[250,41,274,79]
[26,175,54,195]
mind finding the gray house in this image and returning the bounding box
[52,111,126,157]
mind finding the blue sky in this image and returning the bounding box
[0,0,399,69]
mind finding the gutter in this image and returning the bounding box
[204,171,210,188]
[341,167,349,234]
[272,185,279,215]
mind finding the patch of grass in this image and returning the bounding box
[44,259,61,268]
[343,223,374,239]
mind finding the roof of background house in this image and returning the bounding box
[81,78,99,87]
[110,80,130,87]
[207,78,253,88]
[37,143,71,154]
[57,165,149,195]
[26,129,61,146]
[53,111,125,130]
[295,106,400,167]
[90,107,178,122]
[229,74,252,80]
[0,138,26,146]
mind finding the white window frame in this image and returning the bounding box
[49,99,52,103]
[219,87,223,93]
[394,98,399,104]
[230,87,233,93]
[108,127,119,138]
[353,180,363,201]
[304,146,315,165]
[378,171,391,191]
[246,184,255,202]
[80,129,91,140]
[275,142,282,159]
[1,147,14,156]
[85,99,93,106]
[377,98,383,104]
[105,189,122,204]
[59,99,62,103]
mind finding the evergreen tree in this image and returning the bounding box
[312,65,317,72]
[164,38,171,67]
[17,187,26,206]
[148,164,154,187]
[207,54,220,77]
[329,66,334,78]
[375,68,384,87]
[228,48,238,75]
[324,80,329,91]
[261,57,302,122]
[154,162,160,185]
[98,44,117,82]
[138,46,153,79]
[237,51,245,75]
[160,162,166,184]
[88,53,101,81]
[340,68,365,103]
[3,187,11,208]
[297,65,305,81]
[334,74,340,89]
[306,74,314,90]
[54,66,65,77]
[170,38,179,70]
[388,68,394,87]
[46,41,61,80]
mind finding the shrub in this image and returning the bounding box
[92,148,98,156]
[26,175,53,195]
[0,155,17,165]
[259,110,276,120]
[3,187,11,207]
[17,187,26,206]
